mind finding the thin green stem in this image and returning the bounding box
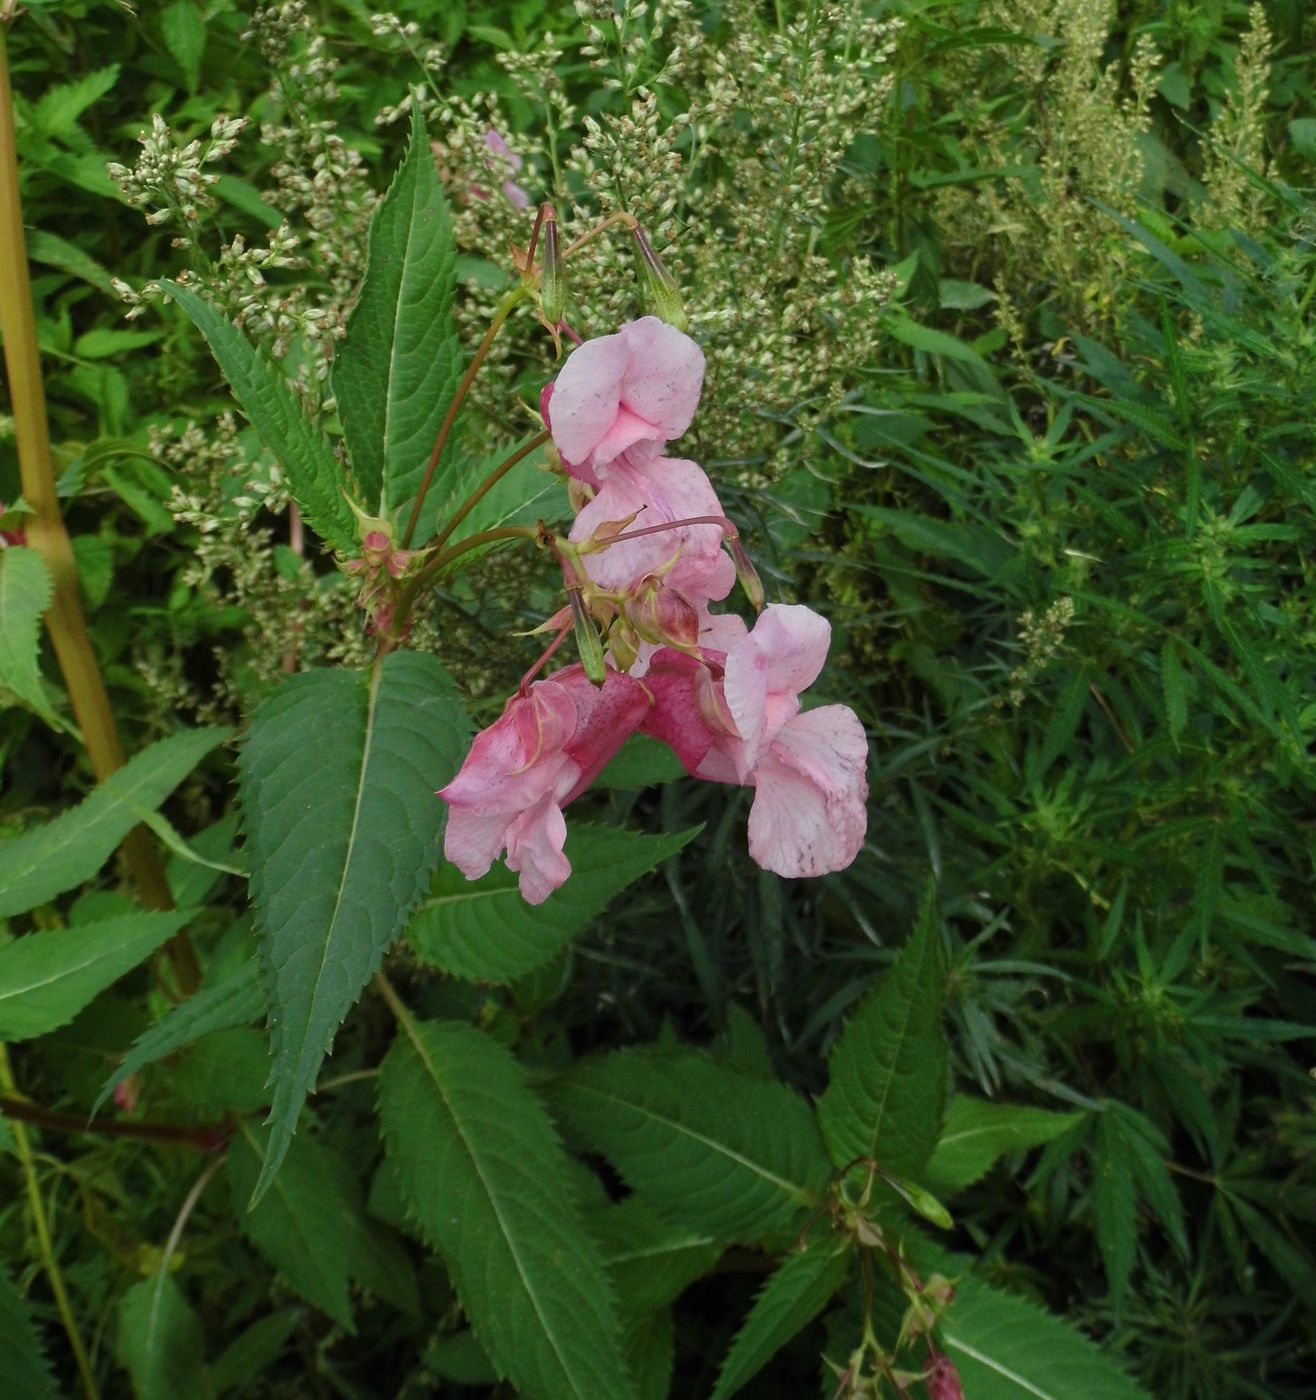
[0,29,197,995]
[400,287,528,549]
[0,1047,100,1400]
[429,429,550,560]
[390,526,540,643]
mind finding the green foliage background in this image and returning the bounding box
[1,0,1314,1397]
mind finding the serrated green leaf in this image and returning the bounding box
[0,1262,57,1398]
[626,1310,674,1400]
[73,327,162,359]
[117,1275,209,1400]
[1161,638,1188,742]
[923,1096,1084,1199]
[710,1238,852,1400]
[71,534,115,611]
[0,546,59,723]
[0,911,194,1040]
[817,889,949,1180]
[165,283,356,553]
[939,1271,1152,1400]
[333,107,461,530]
[95,960,264,1115]
[0,726,229,918]
[1093,1109,1137,1306]
[550,1046,831,1242]
[30,65,119,139]
[228,1123,410,1332]
[161,1,206,93]
[408,824,700,982]
[239,652,469,1203]
[211,1311,298,1396]
[378,1017,638,1400]
[26,229,116,294]
[595,1198,720,1313]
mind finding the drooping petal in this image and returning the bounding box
[615,317,705,440]
[745,705,868,878]
[544,318,704,480]
[504,795,572,904]
[559,667,653,802]
[547,332,631,468]
[571,457,733,602]
[723,604,832,769]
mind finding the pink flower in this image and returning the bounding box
[542,318,704,484]
[642,605,868,878]
[439,665,650,904]
[570,456,734,604]
[482,128,530,209]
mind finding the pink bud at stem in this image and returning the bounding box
[631,224,689,332]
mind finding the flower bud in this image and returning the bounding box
[926,1354,966,1400]
[631,224,689,332]
[727,533,764,612]
[539,205,567,327]
[632,582,699,649]
[570,588,608,686]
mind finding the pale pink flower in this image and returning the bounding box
[570,455,734,604]
[542,318,704,483]
[642,604,868,877]
[481,128,530,209]
[439,666,649,904]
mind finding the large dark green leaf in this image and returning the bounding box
[407,824,699,982]
[379,1018,638,1400]
[332,107,461,527]
[816,889,949,1180]
[922,1096,1083,1199]
[550,1046,832,1243]
[0,1262,57,1399]
[238,652,469,1201]
[710,1238,852,1399]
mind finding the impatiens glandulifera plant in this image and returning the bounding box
[0,100,1156,1400]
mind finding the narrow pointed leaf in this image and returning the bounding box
[549,1047,831,1242]
[239,651,468,1202]
[333,106,461,524]
[0,546,60,723]
[166,282,356,553]
[228,1123,412,1331]
[923,1096,1084,1199]
[939,1271,1152,1400]
[408,824,700,982]
[0,1262,57,1398]
[817,888,949,1179]
[0,726,229,918]
[0,911,195,1040]
[379,1018,638,1400]
[710,1238,852,1399]
[95,960,264,1114]
[117,1275,208,1400]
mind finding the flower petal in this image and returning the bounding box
[616,317,705,440]
[745,705,868,877]
[548,332,630,467]
[723,604,832,768]
[504,796,572,904]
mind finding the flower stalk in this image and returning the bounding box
[0,28,197,995]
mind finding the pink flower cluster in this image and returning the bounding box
[439,318,868,903]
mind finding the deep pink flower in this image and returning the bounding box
[543,317,704,483]
[642,605,868,877]
[570,455,734,604]
[439,665,650,903]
